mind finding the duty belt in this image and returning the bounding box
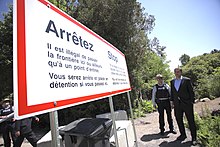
[158,98,169,100]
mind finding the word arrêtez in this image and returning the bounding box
[45,20,94,52]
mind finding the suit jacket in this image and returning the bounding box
[170,77,195,105]
[15,117,36,134]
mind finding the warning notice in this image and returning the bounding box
[13,0,131,118]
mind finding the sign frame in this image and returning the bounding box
[13,0,131,119]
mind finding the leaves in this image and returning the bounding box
[0,5,13,99]
[179,54,190,66]
[182,50,220,99]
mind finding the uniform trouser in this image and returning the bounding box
[2,122,16,147]
[14,131,37,147]
[157,100,174,132]
[174,100,196,140]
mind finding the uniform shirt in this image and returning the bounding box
[0,105,14,122]
[0,105,14,116]
[152,83,171,106]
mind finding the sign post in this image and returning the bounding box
[49,110,60,147]
[127,92,138,147]
[109,96,119,147]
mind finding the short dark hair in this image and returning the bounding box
[174,67,182,73]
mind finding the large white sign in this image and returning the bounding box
[13,0,131,119]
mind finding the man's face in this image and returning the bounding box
[174,69,182,78]
[156,77,163,83]
[2,102,10,108]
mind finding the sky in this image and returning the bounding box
[138,0,220,71]
[0,0,12,20]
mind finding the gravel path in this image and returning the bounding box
[134,98,220,147]
[134,111,196,147]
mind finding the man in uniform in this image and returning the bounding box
[0,96,16,147]
[152,74,176,135]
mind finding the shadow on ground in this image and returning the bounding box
[141,133,202,147]
[141,131,170,142]
[159,140,192,147]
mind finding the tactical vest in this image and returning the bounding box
[156,84,170,100]
[0,105,13,116]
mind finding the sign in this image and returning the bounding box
[13,0,131,119]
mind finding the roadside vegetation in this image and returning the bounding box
[184,107,220,147]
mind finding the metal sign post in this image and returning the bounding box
[109,96,119,147]
[49,110,60,147]
[127,92,138,147]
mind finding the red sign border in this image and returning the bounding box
[16,0,131,117]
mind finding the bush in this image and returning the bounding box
[133,99,155,118]
[186,111,220,147]
[197,115,220,147]
[141,100,155,113]
[210,67,220,97]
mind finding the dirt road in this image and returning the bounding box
[134,97,220,147]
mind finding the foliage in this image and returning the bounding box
[179,54,190,66]
[149,37,166,57]
[0,5,13,100]
[133,99,155,118]
[182,50,220,99]
[196,114,220,146]
[209,67,220,97]
[141,99,155,113]
[133,108,145,118]
[184,108,220,147]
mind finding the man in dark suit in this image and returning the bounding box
[14,117,39,147]
[170,67,197,146]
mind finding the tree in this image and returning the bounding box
[179,54,190,66]
[182,52,220,99]
[0,5,13,100]
[211,49,220,54]
[149,37,166,57]
[210,67,220,97]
